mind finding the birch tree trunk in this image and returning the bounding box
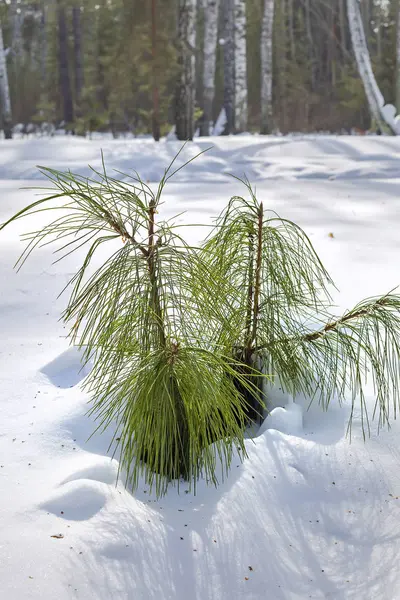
[260,0,275,134]
[175,0,197,141]
[10,0,24,60]
[0,23,12,139]
[222,0,235,134]
[234,0,247,132]
[201,0,219,136]
[346,0,394,134]
[57,2,74,127]
[72,6,84,108]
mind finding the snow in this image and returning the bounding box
[1,134,400,599]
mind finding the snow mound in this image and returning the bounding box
[260,401,303,436]
[61,460,119,487]
[40,480,108,521]
[40,347,92,388]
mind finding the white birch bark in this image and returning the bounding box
[10,0,24,60]
[201,0,219,135]
[260,0,275,134]
[234,0,247,132]
[347,0,395,134]
[0,23,12,139]
[175,0,197,140]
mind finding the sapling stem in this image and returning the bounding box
[147,199,166,347]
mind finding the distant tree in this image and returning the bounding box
[234,0,247,132]
[201,0,219,136]
[72,5,84,109]
[222,0,235,134]
[260,0,274,134]
[57,1,74,127]
[175,0,197,140]
[10,0,24,59]
[396,0,400,113]
[347,0,396,134]
[151,0,160,141]
[0,21,13,139]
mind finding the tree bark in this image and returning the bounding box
[339,0,347,57]
[151,0,160,141]
[288,0,295,60]
[57,2,74,127]
[234,0,247,132]
[397,0,400,113]
[346,0,395,134]
[260,0,275,134]
[175,0,197,141]
[10,0,24,60]
[40,3,47,87]
[305,0,315,91]
[0,23,12,139]
[72,6,84,107]
[201,0,219,136]
[222,0,235,134]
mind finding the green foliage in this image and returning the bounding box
[73,87,109,136]
[204,179,400,434]
[32,96,58,129]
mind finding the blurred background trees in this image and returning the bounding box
[0,0,399,139]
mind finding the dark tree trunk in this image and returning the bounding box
[57,2,74,127]
[72,6,84,107]
[222,0,235,134]
[0,22,13,139]
[175,0,197,141]
[40,4,47,87]
[151,0,160,141]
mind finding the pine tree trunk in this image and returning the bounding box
[260,0,275,134]
[175,0,197,141]
[234,0,247,132]
[57,2,74,127]
[346,0,395,134]
[222,0,235,134]
[376,6,382,62]
[0,23,12,139]
[201,0,219,136]
[72,6,84,108]
[151,0,160,141]
[288,0,295,60]
[305,0,315,90]
[339,0,347,57]
[40,3,47,87]
[397,0,400,113]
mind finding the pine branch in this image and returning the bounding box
[303,295,391,342]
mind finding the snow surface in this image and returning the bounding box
[1,135,400,599]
